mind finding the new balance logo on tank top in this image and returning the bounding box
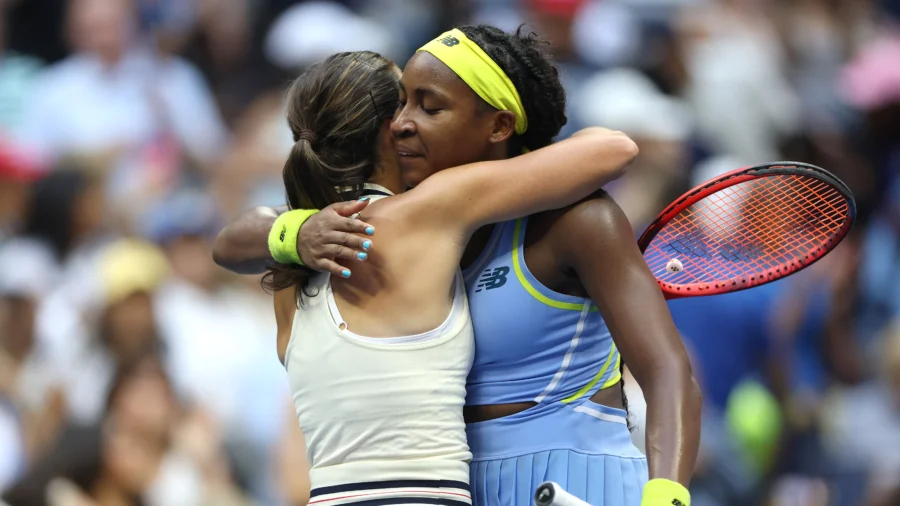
[463,217,621,407]
[474,267,509,292]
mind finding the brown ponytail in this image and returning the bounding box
[261,51,399,297]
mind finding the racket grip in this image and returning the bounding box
[534,482,592,506]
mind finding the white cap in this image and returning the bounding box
[577,67,693,142]
[264,1,399,70]
[0,238,59,299]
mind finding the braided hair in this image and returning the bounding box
[457,24,568,156]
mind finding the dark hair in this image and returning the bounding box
[103,351,175,417]
[262,51,399,296]
[457,24,568,155]
[1,424,106,506]
[22,168,91,261]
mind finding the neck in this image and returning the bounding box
[486,142,511,162]
[369,165,406,195]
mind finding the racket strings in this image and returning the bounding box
[656,176,848,283]
[644,174,850,291]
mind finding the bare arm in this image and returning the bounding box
[212,201,376,276]
[401,127,637,236]
[212,206,285,274]
[215,128,635,277]
[555,192,701,486]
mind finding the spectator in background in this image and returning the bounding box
[16,0,227,224]
[21,168,111,382]
[3,0,68,65]
[143,189,293,503]
[2,354,177,506]
[0,4,44,137]
[0,142,45,242]
[0,239,64,493]
[2,1,899,505]
[63,239,170,424]
[576,67,694,228]
[523,0,596,138]
[676,0,802,163]
[824,321,900,506]
[164,0,261,126]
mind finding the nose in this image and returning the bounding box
[390,106,415,139]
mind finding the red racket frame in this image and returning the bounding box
[637,161,856,300]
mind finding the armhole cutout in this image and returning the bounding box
[275,286,298,365]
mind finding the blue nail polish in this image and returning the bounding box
[358,197,370,202]
[362,240,371,250]
[341,269,351,278]
[357,252,367,260]
[365,226,375,235]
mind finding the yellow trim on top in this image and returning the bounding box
[561,343,619,404]
[511,219,598,312]
[600,353,622,390]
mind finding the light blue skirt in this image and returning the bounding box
[467,399,648,506]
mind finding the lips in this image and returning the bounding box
[396,145,422,158]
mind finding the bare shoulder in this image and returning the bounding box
[357,193,460,248]
[541,190,637,260]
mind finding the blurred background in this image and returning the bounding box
[0,0,898,505]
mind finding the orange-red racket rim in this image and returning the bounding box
[637,162,857,299]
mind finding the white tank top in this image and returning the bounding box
[283,215,474,493]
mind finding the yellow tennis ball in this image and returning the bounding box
[726,380,783,473]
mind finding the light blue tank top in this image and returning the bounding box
[463,217,621,406]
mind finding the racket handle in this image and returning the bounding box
[534,482,592,506]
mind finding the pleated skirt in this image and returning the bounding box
[467,399,648,506]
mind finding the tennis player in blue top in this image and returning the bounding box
[215,25,701,506]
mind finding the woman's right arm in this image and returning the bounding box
[403,127,638,235]
[212,206,284,275]
[212,201,374,276]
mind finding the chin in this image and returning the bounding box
[401,170,426,189]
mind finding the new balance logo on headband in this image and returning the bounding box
[440,35,460,47]
[475,267,509,292]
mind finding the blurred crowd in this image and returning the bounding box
[0,0,898,505]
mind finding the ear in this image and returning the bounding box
[487,110,516,145]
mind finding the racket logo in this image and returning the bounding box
[475,266,509,292]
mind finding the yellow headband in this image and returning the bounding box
[418,29,528,135]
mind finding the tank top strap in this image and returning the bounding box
[325,271,468,344]
[508,217,596,312]
[361,183,393,198]
[463,221,516,284]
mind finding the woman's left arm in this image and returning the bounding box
[553,191,701,487]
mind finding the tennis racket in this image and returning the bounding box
[637,161,856,300]
[534,482,591,506]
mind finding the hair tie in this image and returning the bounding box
[297,129,317,145]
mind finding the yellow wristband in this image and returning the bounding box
[641,479,690,506]
[268,209,319,265]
